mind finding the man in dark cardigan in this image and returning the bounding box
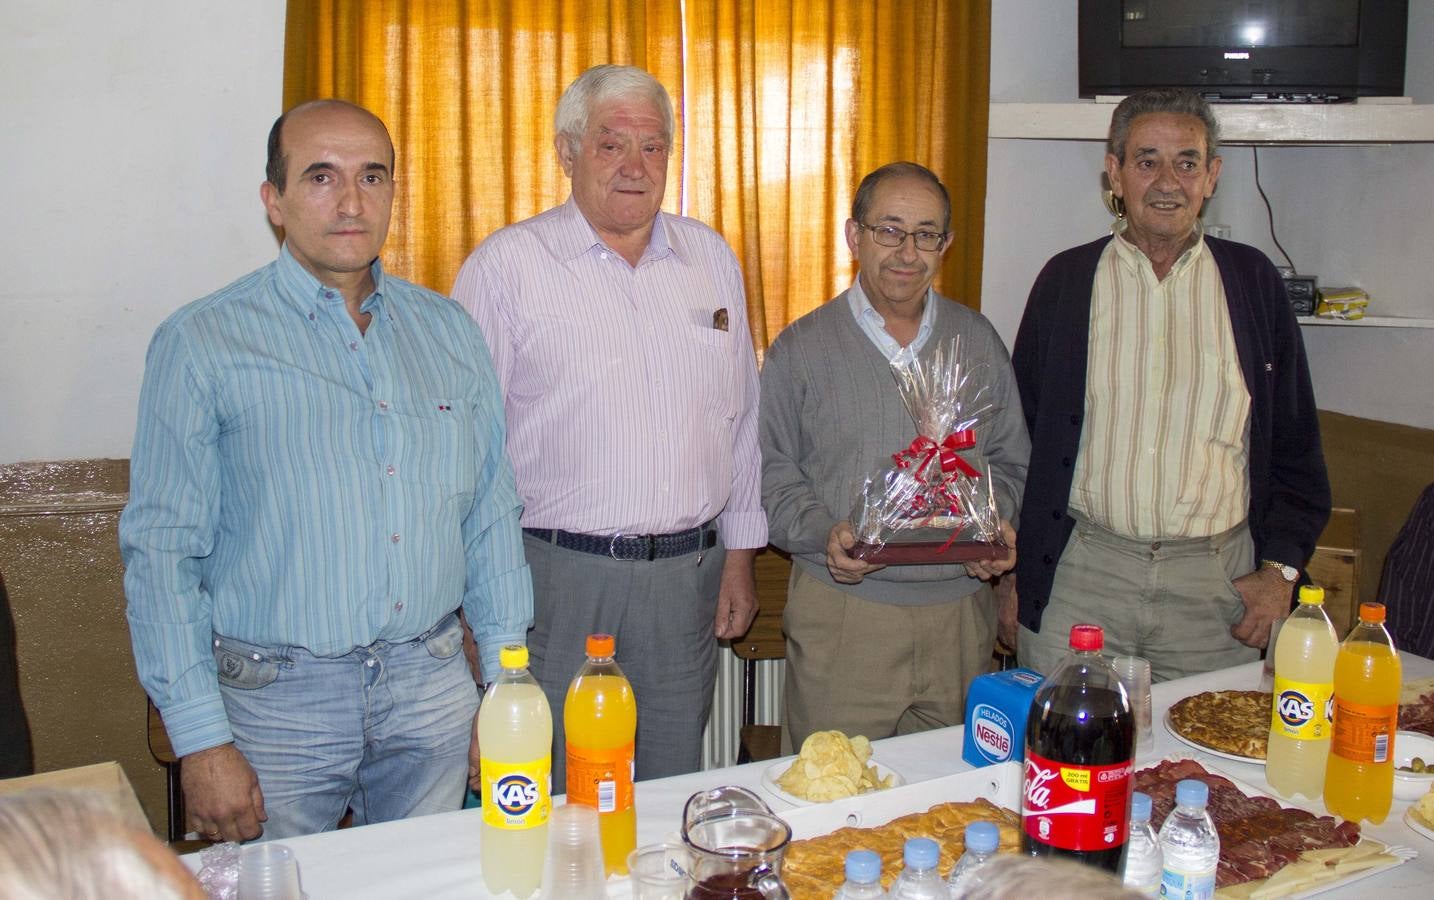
[1011,89,1330,681]
[0,572,35,777]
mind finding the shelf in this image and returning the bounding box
[1296,316,1434,329]
[989,102,1434,144]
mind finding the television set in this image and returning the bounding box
[1078,0,1408,102]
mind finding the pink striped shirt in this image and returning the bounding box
[452,198,766,549]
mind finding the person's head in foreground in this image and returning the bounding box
[960,853,1147,900]
[0,789,205,900]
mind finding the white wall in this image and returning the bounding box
[983,0,1434,430]
[0,1,288,464]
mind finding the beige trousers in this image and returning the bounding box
[781,565,997,754]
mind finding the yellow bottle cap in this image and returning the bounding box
[1298,585,1326,605]
[499,644,529,669]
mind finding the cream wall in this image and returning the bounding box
[0,0,288,464]
[983,0,1434,430]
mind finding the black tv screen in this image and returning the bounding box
[1079,0,1407,101]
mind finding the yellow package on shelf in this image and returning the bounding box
[1315,286,1370,320]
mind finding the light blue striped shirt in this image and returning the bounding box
[121,245,533,756]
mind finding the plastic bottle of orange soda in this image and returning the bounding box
[1324,602,1402,824]
[564,633,637,876]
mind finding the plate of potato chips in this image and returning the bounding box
[761,730,904,806]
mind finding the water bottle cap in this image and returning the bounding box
[903,837,939,869]
[499,644,529,669]
[1359,602,1386,624]
[1130,791,1152,822]
[1069,624,1104,652]
[586,633,616,657]
[1298,585,1326,606]
[1175,779,1209,808]
[844,849,881,883]
[964,820,999,853]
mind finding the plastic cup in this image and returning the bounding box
[627,842,692,899]
[237,842,302,900]
[539,803,606,900]
[1111,655,1153,756]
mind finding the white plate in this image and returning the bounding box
[759,758,905,807]
[1406,805,1434,842]
[1163,710,1267,766]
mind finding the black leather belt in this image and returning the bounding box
[523,522,717,561]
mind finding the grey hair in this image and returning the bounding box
[0,790,200,900]
[1107,88,1221,164]
[851,161,952,232]
[554,64,675,153]
[961,854,1148,900]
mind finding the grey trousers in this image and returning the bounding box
[522,532,725,788]
[1018,516,1260,682]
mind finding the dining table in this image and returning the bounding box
[187,653,1434,898]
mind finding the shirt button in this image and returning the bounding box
[391,533,401,543]
[395,601,404,611]
[386,465,396,476]
[349,341,358,351]
[378,400,389,411]
[325,291,337,300]
[600,252,609,260]
[308,312,316,321]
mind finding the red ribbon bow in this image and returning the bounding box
[892,429,980,481]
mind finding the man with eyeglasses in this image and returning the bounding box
[760,162,1030,750]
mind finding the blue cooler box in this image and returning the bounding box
[962,667,1044,767]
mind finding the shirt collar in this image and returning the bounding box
[845,274,937,362]
[552,196,681,265]
[1110,218,1206,280]
[276,243,388,319]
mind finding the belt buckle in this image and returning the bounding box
[609,532,629,561]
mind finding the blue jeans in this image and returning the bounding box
[214,612,479,840]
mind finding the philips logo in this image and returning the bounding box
[1224,51,1251,60]
[494,773,540,815]
[973,704,1014,761]
[1278,689,1315,728]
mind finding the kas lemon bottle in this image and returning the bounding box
[1324,603,1401,824]
[479,645,552,898]
[1267,586,1338,801]
[565,633,638,876]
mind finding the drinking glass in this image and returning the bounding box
[1111,655,1153,756]
[628,842,692,900]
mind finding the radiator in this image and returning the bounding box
[701,652,785,770]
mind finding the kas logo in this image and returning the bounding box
[973,705,1014,761]
[494,773,540,815]
[1278,689,1315,728]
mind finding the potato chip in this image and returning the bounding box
[775,730,892,802]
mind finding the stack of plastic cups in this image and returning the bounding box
[237,843,303,900]
[538,803,606,900]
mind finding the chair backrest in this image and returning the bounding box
[1382,483,1434,658]
[733,548,791,661]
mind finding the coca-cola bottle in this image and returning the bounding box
[1021,624,1135,873]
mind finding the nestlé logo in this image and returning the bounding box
[973,704,1014,761]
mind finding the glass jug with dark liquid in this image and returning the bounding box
[680,786,792,899]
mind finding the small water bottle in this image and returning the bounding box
[1158,780,1220,900]
[947,821,998,897]
[834,849,887,899]
[1121,792,1162,897]
[889,838,951,900]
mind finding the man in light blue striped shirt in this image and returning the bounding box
[120,100,532,843]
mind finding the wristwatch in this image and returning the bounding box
[1262,560,1299,582]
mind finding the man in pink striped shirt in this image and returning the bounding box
[452,65,764,780]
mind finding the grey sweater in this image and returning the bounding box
[760,291,1030,605]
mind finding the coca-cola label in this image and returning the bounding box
[1022,750,1132,851]
[971,704,1016,763]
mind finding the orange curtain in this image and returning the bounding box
[281,1,989,347]
[684,2,990,352]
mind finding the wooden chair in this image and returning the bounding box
[1307,507,1359,636]
[146,698,187,843]
[732,548,791,763]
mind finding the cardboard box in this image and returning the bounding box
[962,668,1044,767]
[0,761,149,831]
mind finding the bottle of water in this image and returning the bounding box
[947,821,998,897]
[1158,780,1220,900]
[1121,791,1162,897]
[889,838,951,900]
[834,849,887,899]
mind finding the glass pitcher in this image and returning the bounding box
[680,785,792,899]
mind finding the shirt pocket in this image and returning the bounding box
[394,397,478,503]
[686,328,737,422]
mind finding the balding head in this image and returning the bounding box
[266,99,395,193]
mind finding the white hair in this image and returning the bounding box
[554,64,675,152]
[961,854,1147,900]
[0,789,200,900]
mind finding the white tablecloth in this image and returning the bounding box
[190,655,1434,898]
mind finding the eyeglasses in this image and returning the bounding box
[855,222,949,252]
